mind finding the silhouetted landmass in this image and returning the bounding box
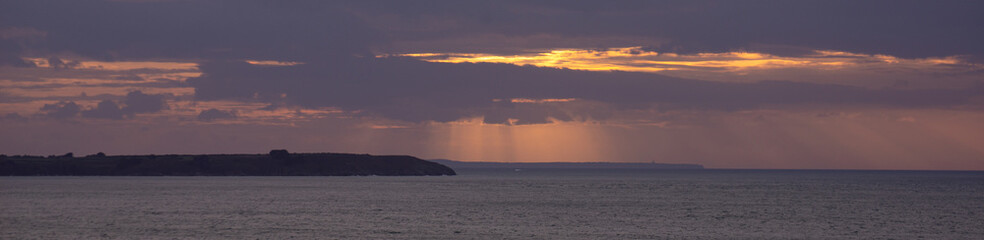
[430,159,703,170]
[0,150,456,176]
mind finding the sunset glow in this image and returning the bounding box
[499,98,578,103]
[244,60,304,66]
[387,47,981,75]
[2,1,983,170]
[4,2,984,239]
[24,58,199,71]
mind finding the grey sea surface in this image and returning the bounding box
[2,169,983,239]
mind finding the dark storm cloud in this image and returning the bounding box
[188,58,982,124]
[0,51,34,67]
[121,91,167,114]
[0,27,44,67]
[0,0,377,62]
[82,100,125,119]
[0,113,28,121]
[35,91,169,120]
[3,1,981,62]
[5,0,983,123]
[350,1,984,58]
[39,101,81,119]
[46,58,80,69]
[197,108,237,122]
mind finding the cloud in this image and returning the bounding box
[0,27,47,40]
[6,0,978,124]
[3,1,982,65]
[394,47,982,75]
[33,91,168,120]
[81,100,124,119]
[188,58,983,124]
[391,47,984,88]
[197,108,237,121]
[121,90,167,114]
[0,27,44,67]
[39,101,80,119]
[46,58,81,69]
[352,1,984,59]
[113,75,144,81]
[1,0,378,62]
[0,113,28,121]
[3,0,983,170]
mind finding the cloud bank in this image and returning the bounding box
[188,58,982,124]
[2,0,984,169]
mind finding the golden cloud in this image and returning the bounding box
[384,47,981,75]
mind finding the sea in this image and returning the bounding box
[1,169,982,239]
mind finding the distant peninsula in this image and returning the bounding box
[0,150,456,176]
[430,159,704,170]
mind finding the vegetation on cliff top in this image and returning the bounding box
[0,150,456,176]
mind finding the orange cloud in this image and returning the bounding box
[495,98,577,103]
[244,60,304,66]
[24,58,198,71]
[384,47,982,78]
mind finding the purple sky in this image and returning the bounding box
[2,1,983,170]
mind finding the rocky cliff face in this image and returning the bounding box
[0,151,456,176]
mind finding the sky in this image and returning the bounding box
[2,0,983,170]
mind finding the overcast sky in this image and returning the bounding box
[2,0,983,170]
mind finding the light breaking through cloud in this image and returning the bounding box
[2,0,983,170]
[387,47,984,87]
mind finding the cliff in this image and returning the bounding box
[0,151,456,176]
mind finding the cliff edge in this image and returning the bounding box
[0,150,456,176]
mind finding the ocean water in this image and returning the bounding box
[2,169,982,239]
